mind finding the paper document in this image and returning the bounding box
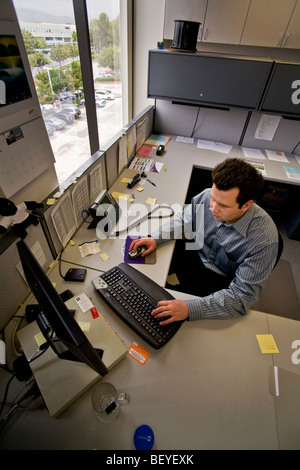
[266,149,289,163]
[89,160,106,203]
[255,114,281,141]
[128,156,153,172]
[284,166,300,181]
[71,175,90,228]
[197,139,232,154]
[51,192,77,247]
[242,147,266,160]
[144,134,170,147]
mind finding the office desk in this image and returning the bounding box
[1,256,300,450]
[2,136,300,450]
[0,260,277,449]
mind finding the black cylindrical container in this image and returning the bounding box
[171,20,200,52]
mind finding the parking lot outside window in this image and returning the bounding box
[13,0,127,184]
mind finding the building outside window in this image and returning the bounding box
[13,0,126,185]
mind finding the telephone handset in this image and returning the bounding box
[86,189,121,231]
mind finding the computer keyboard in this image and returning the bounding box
[92,263,182,349]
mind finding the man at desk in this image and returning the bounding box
[129,158,279,324]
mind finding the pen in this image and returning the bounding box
[146,178,156,187]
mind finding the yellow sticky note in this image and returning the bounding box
[256,334,279,354]
[34,331,47,347]
[137,186,144,192]
[111,191,130,200]
[121,177,131,183]
[78,321,90,332]
[100,252,109,261]
[145,197,157,205]
[47,198,56,205]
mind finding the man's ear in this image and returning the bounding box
[242,199,254,213]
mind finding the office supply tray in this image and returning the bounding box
[92,263,182,349]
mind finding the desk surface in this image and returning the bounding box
[1,135,300,450]
[1,260,300,450]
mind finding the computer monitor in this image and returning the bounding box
[17,240,108,376]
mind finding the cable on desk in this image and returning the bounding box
[111,204,175,237]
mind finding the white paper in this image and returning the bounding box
[176,136,194,144]
[255,114,281,141]
[71,175,90,228]
[89,160,106,203]
[245,159,267,176]
[78,240,101,257]
[136,116,148,150]
[51,192,76,247]
[197,139,232,154]
[118,134,128,173]
[242,147,266,160]
[74,293,94,313]
[266,149,289,163]
[128,156,153,172]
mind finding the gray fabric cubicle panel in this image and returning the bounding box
[154,100,248,145]
[105,105,155,188]
[42,150,107,257]
[0,223,53,331]
[241,112,300,153]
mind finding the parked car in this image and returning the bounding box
[80,98,106,107]
[95,89,115,100]
[44,116,67,130]
[60,106,81,118]
[45,124,55,136]
[42,103,54,111]
[54,111,75,125]
[58,91,73,102]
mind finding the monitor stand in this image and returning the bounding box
[17,294,127,418]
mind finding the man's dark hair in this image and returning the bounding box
[212,158,264,208]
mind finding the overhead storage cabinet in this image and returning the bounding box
[148,50,273,110]
[260,62,300,117]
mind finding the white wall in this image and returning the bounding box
[133,0,165,116]
[0,0,59,204]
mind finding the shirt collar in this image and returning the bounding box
[217,204,255,237]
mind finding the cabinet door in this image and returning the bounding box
[148,51,272,110]
[164,0,207,40]
[282,0,300,48]
[240,0,296,47]
[260,63,300,117]
[201,0,250,44]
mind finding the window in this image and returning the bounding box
[13,0,129,184]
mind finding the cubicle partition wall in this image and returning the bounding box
[39,105,155,258]
[0,106,155,329]
[40,150,107,258]
[0,222,53,332]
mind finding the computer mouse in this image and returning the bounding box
[127,245,147,259]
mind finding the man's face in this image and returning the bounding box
[210,184,253,224]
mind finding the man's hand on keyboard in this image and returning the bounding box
[151,300,189,325]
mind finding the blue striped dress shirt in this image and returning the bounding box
[152,188,279,319]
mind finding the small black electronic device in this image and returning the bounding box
[127,173,141,189]
[127,245,147,259]
[64,268,87,282]
[156,145,165,156]
[86,189,121,231]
